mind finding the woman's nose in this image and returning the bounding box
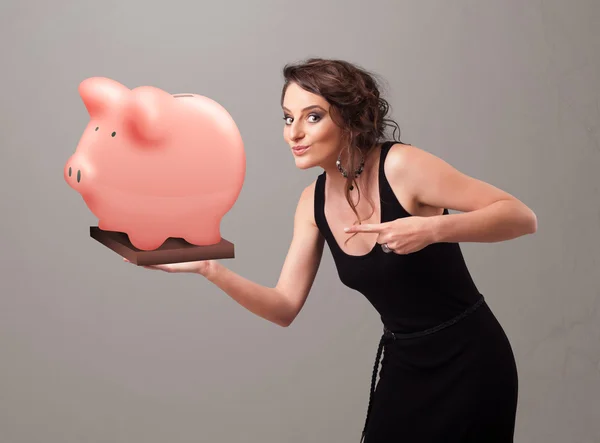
[289,123,304,140]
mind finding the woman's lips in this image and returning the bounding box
[292,146,310,155]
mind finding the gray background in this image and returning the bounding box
[1,1,599,442]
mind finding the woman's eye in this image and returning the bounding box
[283,114,321,125]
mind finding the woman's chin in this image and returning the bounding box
[293,158,315,169]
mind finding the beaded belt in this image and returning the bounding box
[360,293,485,443]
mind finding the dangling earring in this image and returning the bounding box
[336,136,365,191]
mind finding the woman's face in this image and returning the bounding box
[282,82,345,170]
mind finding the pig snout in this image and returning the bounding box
[64,154,96,195]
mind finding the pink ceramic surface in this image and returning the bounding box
[65,77,246,250]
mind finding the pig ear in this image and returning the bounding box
[125,86,172,143]
[79,77,129,117]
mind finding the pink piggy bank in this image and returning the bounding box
[64,77,246,251]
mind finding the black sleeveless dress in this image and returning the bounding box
[313,141,519,442]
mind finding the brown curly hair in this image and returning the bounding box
[280,57,407,247]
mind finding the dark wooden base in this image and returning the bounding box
[89,226,234,265]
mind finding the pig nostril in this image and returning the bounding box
[68,166,72,177]
[111,131,116,137]
[77,170,81,183]
[95,127,99,131]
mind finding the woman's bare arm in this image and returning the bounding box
[206,183,324,327]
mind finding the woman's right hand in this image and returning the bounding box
[123,257,218,279]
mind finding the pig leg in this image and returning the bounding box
[181,215,223,246]
[182,230,222,246]
[98,219,120,232]
[127,231,167,251]
[97,219,164,250]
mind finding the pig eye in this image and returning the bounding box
[111,131,116,137]
[95,127,99,131]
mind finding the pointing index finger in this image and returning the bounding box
[344,223,382,233]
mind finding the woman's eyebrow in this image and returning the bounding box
[282,105,327,113]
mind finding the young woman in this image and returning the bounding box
[128,58,537,442]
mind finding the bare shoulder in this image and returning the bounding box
[296,179,318,228]
[382,143,423,200]
[383,143,445,215]
[384,143,428,172]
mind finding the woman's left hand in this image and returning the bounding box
[344,216,437,255]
